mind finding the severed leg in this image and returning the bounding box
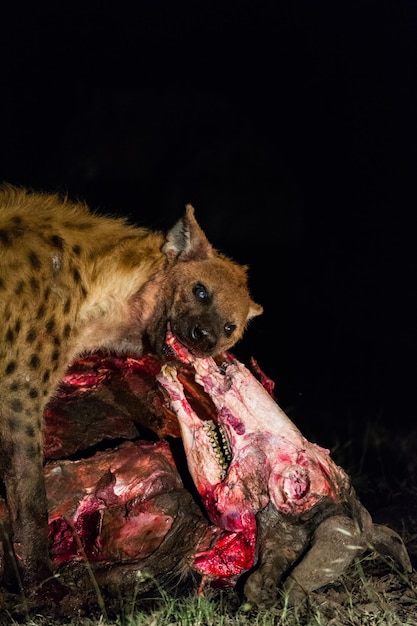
[243,503,309,609]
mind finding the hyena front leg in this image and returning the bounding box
[1,421,53,595]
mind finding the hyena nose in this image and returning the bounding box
[190,324,216,353]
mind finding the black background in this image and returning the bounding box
[1,1,416,441]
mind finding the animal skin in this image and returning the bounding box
[0,185,262,597]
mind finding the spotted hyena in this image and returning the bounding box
[0,185,262,595]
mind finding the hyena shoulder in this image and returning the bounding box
[0,187,165,410]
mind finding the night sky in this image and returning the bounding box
[1,2,416,437]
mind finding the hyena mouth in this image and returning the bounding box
[203,420,232,480]
[164,324,193,363]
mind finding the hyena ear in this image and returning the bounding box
[162,204,214,261]
[247,300,263,320]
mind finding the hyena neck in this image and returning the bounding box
[99,269,171,357]
[72,234,169,357]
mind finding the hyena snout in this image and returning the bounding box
[173,314,222,356]
[189,322,217,354]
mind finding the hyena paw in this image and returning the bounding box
[23,565,68,605]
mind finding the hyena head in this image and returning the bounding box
[158,205,263,357]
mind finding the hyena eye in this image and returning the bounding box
[193,283,208,301]
[224,323,236,337]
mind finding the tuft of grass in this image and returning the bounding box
[7,561,416,626]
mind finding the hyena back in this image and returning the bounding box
[0,185,262,593]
